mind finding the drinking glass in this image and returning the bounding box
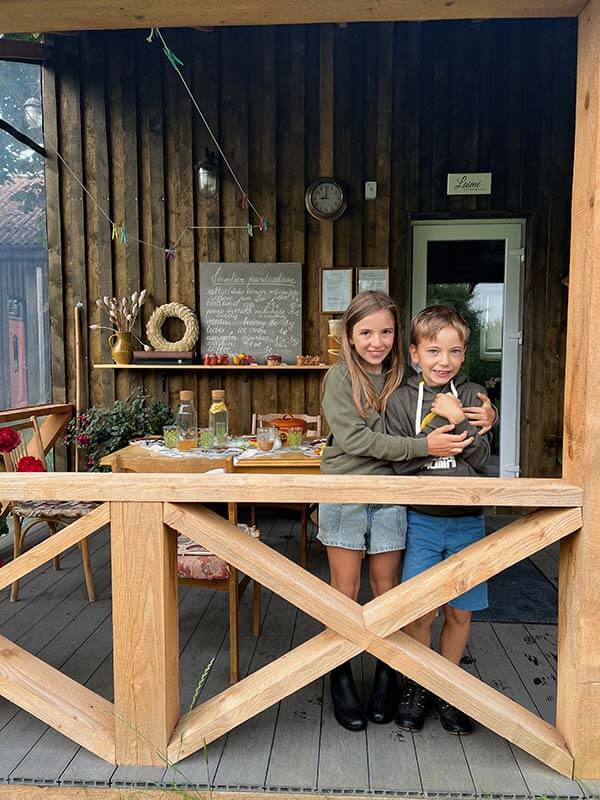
[163,425,178,449]
[256,426,278,451]
[198,427,215,449]
[286,426,304,449]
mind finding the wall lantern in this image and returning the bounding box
[195,148,218,200]
[23,97,43,129]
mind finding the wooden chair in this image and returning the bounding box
[1,418,96,603]
[250,413,322,569]
[113,452,261,684]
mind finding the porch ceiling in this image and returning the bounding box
[0,0,585,33]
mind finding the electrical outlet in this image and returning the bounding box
[365,181,377,200]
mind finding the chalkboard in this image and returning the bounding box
[199,262,303,364]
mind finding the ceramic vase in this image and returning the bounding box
[108,331,133,364]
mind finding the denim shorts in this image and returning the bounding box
[402,510,488,611]
[317,503,407,554]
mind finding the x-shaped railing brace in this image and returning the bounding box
[164,503,581,777]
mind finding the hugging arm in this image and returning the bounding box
[385,391,474,474]
[430,386,492,473]
[322,369,429,462]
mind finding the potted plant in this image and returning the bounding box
[65,390,174,470]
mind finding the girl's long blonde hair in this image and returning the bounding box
[338,291,405,418]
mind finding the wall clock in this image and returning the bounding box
[305,177,347,221]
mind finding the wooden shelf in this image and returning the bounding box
[93,363,329,371]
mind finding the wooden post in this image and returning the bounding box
[557,0,600,779]
[111,502,179,766]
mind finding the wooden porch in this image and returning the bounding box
[0,511,596,799]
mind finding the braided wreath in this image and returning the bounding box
[146,302,200,352]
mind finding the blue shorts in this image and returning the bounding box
[317,503,407,554]
[402,510,488,611]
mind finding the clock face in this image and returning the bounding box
[305,178,346,220]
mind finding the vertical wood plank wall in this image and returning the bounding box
[43,20,576,476]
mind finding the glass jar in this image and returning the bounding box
[286,426,304,449]
[209,389,229,447]
[176,390,198,451]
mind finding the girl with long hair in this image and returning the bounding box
[318,291,494,731]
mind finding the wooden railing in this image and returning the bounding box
[0,472,585,778]
[0,403,73,455]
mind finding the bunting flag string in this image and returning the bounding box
[0,32,272,267]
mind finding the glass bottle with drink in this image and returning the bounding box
[209,389,229,447]
[176,389,198,451]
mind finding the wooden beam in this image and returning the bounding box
[164,503,369,646]
[35,411,72,454]
[0,789,430,800]
[558,0,600,779]
[0,633,115,763]
[0,473,584,506]
[0,404,73,423]
[168,630,360,761]
[0,503,109,592]
[0,0,584,33]
[371,631,574,778]
[0,38,51,62]
[364,507,582,637]
[111,502,179,766]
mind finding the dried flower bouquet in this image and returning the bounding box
[90,290,150,350]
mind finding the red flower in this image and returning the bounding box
[0,427,21,453]
[16,456,46,472]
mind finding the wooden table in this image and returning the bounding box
[100,443,321,567]
[100,443,321,474]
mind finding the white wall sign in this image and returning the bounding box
[447,172,492,195]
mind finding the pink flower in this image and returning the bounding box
[76,433,90,446]
[0,427,21,453]
[16,456,46,472]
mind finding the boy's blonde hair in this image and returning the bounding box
[410,305,471,347]
[337,291,405,419]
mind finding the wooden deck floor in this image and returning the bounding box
[0,511,597,799]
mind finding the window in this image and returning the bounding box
[0,58,51,408]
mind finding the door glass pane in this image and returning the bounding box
[425,240,504,477]
[0,60,50,409]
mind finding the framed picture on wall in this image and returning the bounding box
[356,267,389,294]
[321,268,353,313]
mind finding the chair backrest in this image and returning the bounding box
[251,413,322,439]
[112,451,234,475]
[1,417,45,473]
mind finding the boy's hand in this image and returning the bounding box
[426,425,474,457]
[431,393,465,425]
[463,392,496,435]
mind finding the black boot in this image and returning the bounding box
[367,659,399,724]
[395,678,431,731]
[330,661,367,731]
[437,698,473,734]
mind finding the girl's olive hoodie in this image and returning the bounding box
[320,362,429,475]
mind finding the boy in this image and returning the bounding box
[385,305,492,735]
